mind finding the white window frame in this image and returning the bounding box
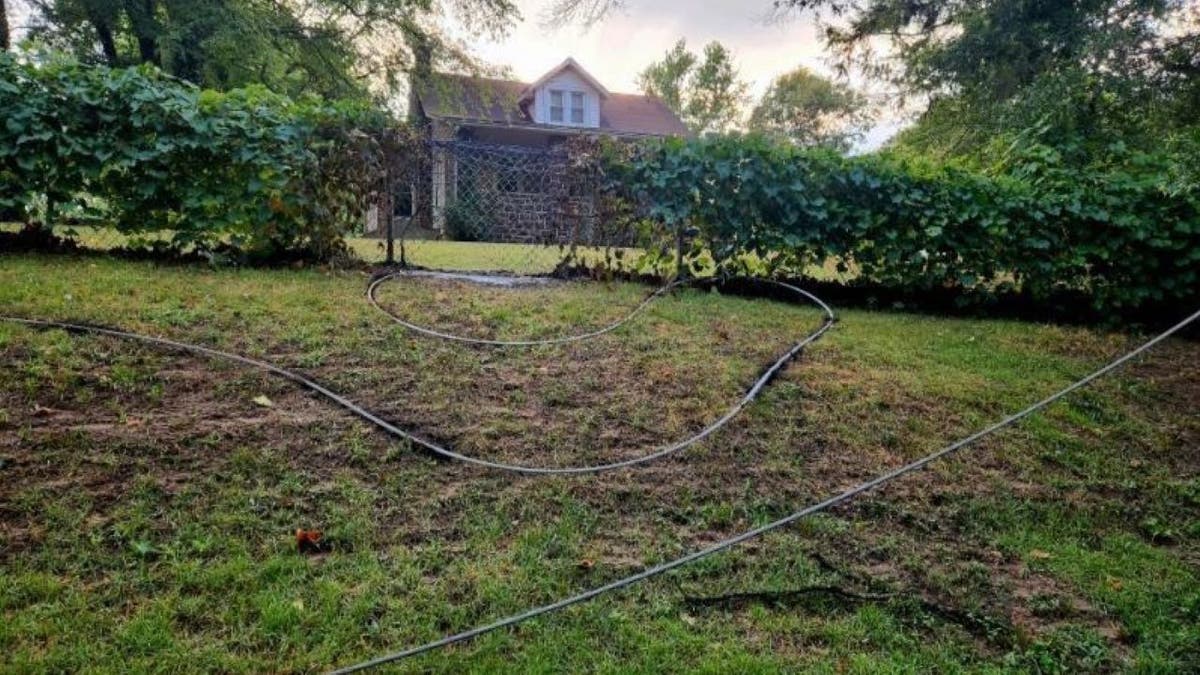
[570,91,585,124]
[545,88,589,126]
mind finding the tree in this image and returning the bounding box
[748,66,870,151]
[1,0,10,50]
[541,0,622,28]
[23,0,520,100]
[771,0,1200,160]
[549,0,1197,158]
[638,39,749,135]
[637,39,693,115]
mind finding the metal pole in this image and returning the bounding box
[385,166,395,266]
[385,210,395,266]
[674,222,685,281]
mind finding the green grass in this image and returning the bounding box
[4,223,851,279]
[348,237,614,273]
[0,252,1196,673]
[347,239,853,280]
[2,222,621,274]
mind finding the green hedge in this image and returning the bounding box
[612,134,1200,313]
[0,55,407,261]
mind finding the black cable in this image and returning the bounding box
[326,307,1200,673]
[0,278,833,475]
[367,270,690,347]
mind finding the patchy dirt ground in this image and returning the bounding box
[1,254,1198,672]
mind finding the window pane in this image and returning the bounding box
[549,89,564,122]
[570,92,585,123]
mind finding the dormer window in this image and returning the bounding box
[549,90,564,122]
[525,61,609,127]
[548,89,587,125]
[570,92,585,123]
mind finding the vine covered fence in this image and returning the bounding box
[361,139,645,274]
[3,56,1197,316]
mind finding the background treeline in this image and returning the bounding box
[1,0,517,101]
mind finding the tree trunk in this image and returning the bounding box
[85,9,121,66]
[125,0,160,65]
[1,0,11,51]
[96,22,119,65]
[136,34,157,64]
[96,24,119,64]
[77,0,122,65]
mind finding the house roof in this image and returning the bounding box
[415,72,689,138]
[519,57,610,101]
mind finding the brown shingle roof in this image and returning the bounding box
[415,73,689,137]
[600,92,690,136]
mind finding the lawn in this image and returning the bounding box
[1,222,614,274]
[1,252,1197,673]
[3,223,853,280]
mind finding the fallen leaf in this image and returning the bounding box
[295,528,326,554]
[253,395,275,408]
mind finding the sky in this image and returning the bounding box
[465,1,827,98]
[451,0,905,149]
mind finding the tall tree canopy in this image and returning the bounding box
[772,0,1200,159]
[638,38,749,135]
[20,0,520,100]
[748,66,870,151]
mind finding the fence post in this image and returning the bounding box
[399,184,408,268]
[386,210,395,265]
[674,224,699,281]
[385,165,395,266]
[674,222,685,281]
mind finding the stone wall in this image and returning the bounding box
[430,130,633,247]
[480,192,597,245]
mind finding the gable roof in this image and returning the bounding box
[414,72,689,138]
[415,76,530,126]
[519,57,610,101]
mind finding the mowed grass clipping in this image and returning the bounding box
[1,253,1197,673]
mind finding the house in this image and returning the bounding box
[404,58,689,244]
